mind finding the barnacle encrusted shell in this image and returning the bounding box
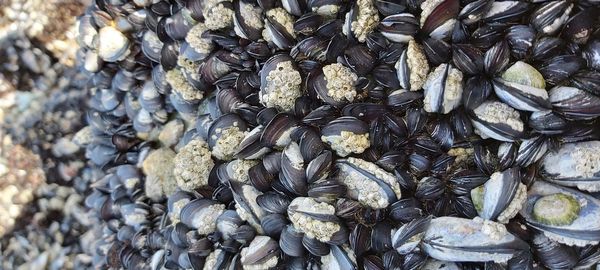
[166,68,203,101]
[471,171,528,224]
[240,236,279,270]
[185,203,226,234]
[494,61,549,111]
[322,63,359,103]
[321,131,370,157]
[423,63,463,114]
[396,40,429,91]
[262,8,296,42]
[142,148,177,201]
[336,157,402,209]
[234,184,267,233]
[203,249,223,270]
[541,141,600,192]
[173,139,214,191]
[203,0,234,30]
[288,197,341,242]
[343,0,380,42]
[186,23,213,55]
[97,26,131,62]
[211,126,248,160]
[260,60,302,111]
[472,101,524,142]
[226,159,259,183]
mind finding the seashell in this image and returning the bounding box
[422,217,529,262]
[339,45,377,76]
[505,25,536,59]
[395,40,429,91]
[532,233,578,269]
[321,245,358,270]
[571,70,600,96]
[294,12,323,35]
[493,61,550,112]
[335,157,402,209]
[583,39,600,71]
[259,54,303,112]
[471,101,525,142]
[561,8,596,44]
[538,54,584,86]
[470,168,526,224]
[240,236,280,269]
[422,63,463,114]
[261,113,299,149]
[392,216,431,254]
[452,44,483,75]
[279,224,305,257]
[420,0,459,39]
[549,86,600,121]
[179,198,225,235]
[287,197,347,245]
[230,182,268,233]
[233,0,264,41]
[321,116,370,157]
[310,63,359,107]
[484,40,510,75]
[515,135,549,167]
[375,0,406,16]
[530,0,573,35]
[263,8,297,49]
[540,140,600,192]
[462,75,492,110]
[378,13,418,43]
[216,210,244,240]
[470,23,508,49]
[97,26,131,62]
[520,181,600,246]
[343,0,380,43]
[207,113,249,161]
[459,0,493,25]
[482,1,530,23]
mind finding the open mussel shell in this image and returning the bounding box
[335,157,402,209]
[471,101,525,142]
[549,86,600,121]
[520,181,600,246]
[422,217,529,262]
[470,168,526,223]
[540,140,600,192]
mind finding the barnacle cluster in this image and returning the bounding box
[1,0,600,268]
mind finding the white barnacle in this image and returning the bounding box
[262,8,296,42]
[234,0,263,39]
[403,40,429,91]
[260,61,302,111]
[473,217,508,241]
[343,0,379,42]
[142,148,177,201]
[173,139,214,191]
[472,101,524,141]
[337,158,402,209]
[423,63,463,114]
[186,23,213,55]
[322,63,359,103]
[203,0,234,30]
[97,26,131,62]
[288,197,341,242]
[542,141,600,192]
[166,68,203,101]
[203,249,223,270]
[227,159,259,183]
[211,126,248,160]
[321,131,370,157]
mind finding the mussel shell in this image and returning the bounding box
[520,181,600,246]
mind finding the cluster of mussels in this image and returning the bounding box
[76,0,600,268]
